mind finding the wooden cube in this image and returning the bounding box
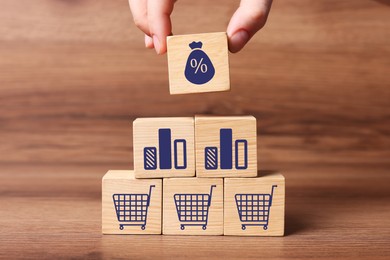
[133,117,195,178]
[224,172,285,236]
[167,32,230,95]
[195,115,257,177]
[163,178,223,235]
[102,170,162,234]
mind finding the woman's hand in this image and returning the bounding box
[129,0,273,54]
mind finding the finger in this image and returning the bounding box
[147,0,175,54]
[227,0,273,53]
[129,0,150,35]
[145,34,154,49]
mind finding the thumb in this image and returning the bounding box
[227,0,273,53]
[147,0,175,54]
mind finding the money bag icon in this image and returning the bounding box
[184,41,215,85]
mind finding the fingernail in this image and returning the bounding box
[152,35,161,54]
[145,35,153,48]
[229,30,250,53]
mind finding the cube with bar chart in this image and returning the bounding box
[195,115,257,177]
[133,117,195,178]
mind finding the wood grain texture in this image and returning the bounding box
[167,32,230,94]
[163,177,223,235]
[0,0,389,167]
[1,163,389,259]
[195,115,257,177]
[224,172,285,236]
[102,170,162,234]
[133,117,195,178]
[0,0,389,258]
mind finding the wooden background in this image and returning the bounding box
[0,0,389,259]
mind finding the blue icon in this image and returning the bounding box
[143,128,187,170]
[112,185,155,230]
[174,185,216,230]
[235,139,248,169]
[144,147,157,170]
[204,128,248,170]
[174,139,187,169]
[184,41,215,85]
[205,147,218,170]
[235,185,277,230]
[159,128,172,169]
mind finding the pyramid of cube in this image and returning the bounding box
[102,33,285,236]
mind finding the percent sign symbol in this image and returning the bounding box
[184,42,215,85]
[190,58,208,74]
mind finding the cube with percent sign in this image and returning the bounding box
[167,32,230,95]
[133,117,195,178]
[195,115,257,177]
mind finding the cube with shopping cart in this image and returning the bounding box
[112,185,155,230]
[235,185,277,230]
[174,185,216,230]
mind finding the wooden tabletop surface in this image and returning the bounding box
[0,0,389,259]
[0,162,389,259]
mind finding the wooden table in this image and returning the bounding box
[0,162,389,259]
[0,0,389,258]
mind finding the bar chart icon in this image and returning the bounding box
[143,128,187,170]
[204,128,248,170]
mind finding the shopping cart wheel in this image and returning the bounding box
[263,225,268,230]
[242,225,246,230]
[202,225,207,230]
[180,225,185,230]
[141,225,146,230]
[119,225,124,230]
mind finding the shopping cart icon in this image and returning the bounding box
[235,185,277,230]
[174,185,216,230]
[112,185,155,230]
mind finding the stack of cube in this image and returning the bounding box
[102,115,285,236]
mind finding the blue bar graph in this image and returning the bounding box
[235,140,248,169]
[203,128,249,170]
[174,139,187,169]
[220,129,233,169]
[143,128,187,170]
[159,129,172,169]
